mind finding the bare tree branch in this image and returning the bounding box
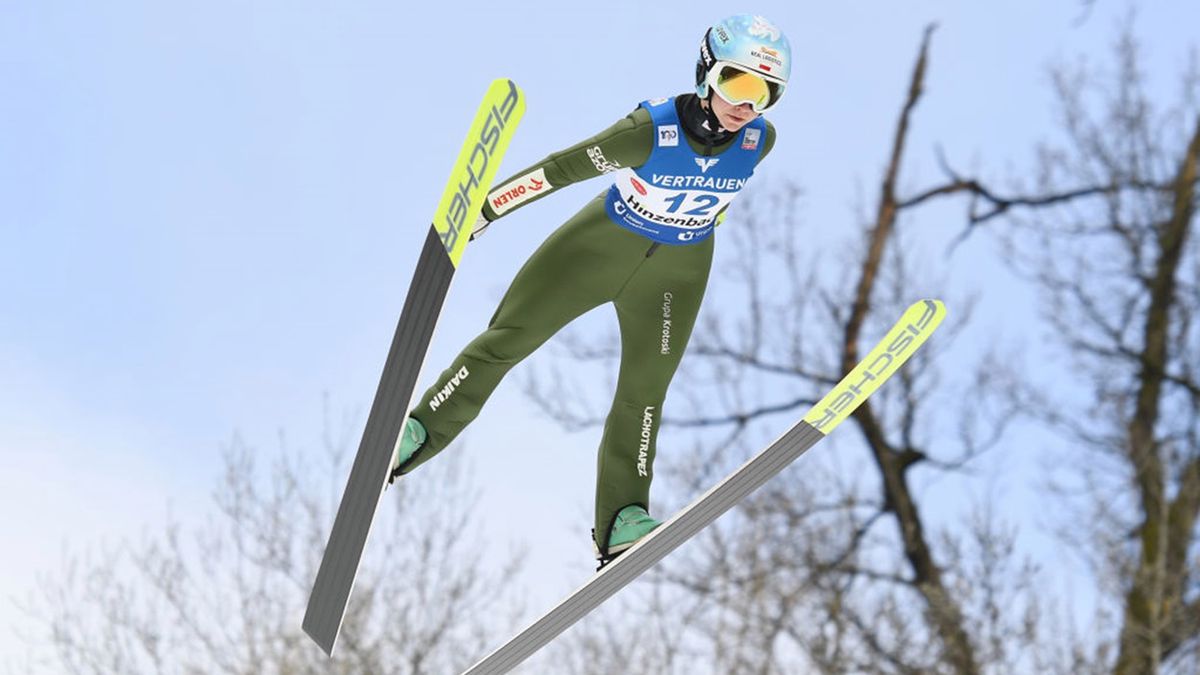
[19,403,523,674]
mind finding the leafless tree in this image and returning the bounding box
[990,27,1200,675]
[528,19,1198,675]
[526,26,1031,675]
[14,400,522,675]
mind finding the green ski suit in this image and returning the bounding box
[397,95,776,552]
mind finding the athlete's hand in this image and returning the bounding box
[469,213,490,241]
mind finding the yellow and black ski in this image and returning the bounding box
[303,79,525,656]
[463,299,947,675]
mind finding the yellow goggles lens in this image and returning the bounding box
[715,68,771,107]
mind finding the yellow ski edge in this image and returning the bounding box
[802,299,947,434]
[431,78,526,268]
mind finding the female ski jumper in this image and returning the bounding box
[393,14,789,562]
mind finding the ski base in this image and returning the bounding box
[303,226,455,654]
[303,79,525,656]
[461,299,946,674]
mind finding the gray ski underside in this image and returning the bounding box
[462,419,826,674]
[304,226,455,655]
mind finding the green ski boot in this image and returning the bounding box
[595,505,661,566]
[388,417,427,483]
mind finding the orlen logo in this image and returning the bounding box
[489,168,550,216]
[630,178,647,196]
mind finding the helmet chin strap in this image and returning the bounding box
[700,91,726,132]
[679,92,735,145]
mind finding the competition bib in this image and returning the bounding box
[604,97,764,245]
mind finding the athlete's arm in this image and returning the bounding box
[477,108,655,223]
[475,108,777,231]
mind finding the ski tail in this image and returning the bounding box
[302,78,525,657]
[803,299,946,433]
[433,78,526,268]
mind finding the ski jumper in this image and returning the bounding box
[395,95,776,553]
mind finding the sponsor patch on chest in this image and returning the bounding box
[741,128,761,151]
[657,125,679,147]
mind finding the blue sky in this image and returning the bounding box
[2,0,1196,666]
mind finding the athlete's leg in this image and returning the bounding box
[398,198,646,474]
[593,236,714,552]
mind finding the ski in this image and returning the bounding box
[303,79,525,656]
[461,299,947,675]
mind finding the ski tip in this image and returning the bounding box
[433,77,526,269]
[900,299,947,338]
[802,299,947,434]
[484,78,527,118]
[489,76,523,93]
[913,297,945,311]
[912,298,947,327]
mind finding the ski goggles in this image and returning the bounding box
[707,62,786,113]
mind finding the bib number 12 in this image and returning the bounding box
[663,192,719,216]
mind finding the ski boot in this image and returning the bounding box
[593,505,661,569]
[388,417,427,484]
